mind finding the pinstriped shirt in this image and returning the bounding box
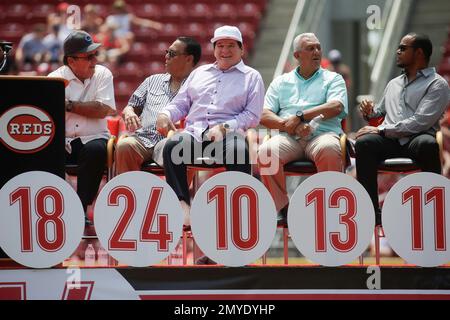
[128,73,184,148]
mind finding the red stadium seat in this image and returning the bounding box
[184,22,208,42]
[158,23,182,42]
[149,41,171,60]
[236,3,262,25]
[0,23,26,43]
[132,3,162,20]
[29,4,55,23]
[162,3,187,23]
[188,3,213,22]
[213,3,237,24]
[125,42,150,62]
[115,61,144,82]
[5,4,31,23]
[143,61,165,75]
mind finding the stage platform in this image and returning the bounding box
[1,259,450,300]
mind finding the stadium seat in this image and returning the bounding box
[188,3,213,22]
[213,3,237,24]
[133,3,162,20]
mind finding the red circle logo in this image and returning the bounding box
[0,105,55,153]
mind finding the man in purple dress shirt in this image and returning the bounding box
[156,25,265,229]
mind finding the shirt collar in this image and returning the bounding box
[64,65,92,85]
[209,60,247,73]
[294,66,322,81]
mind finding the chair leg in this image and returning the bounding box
[283,227,289,265]
[262,253,267,265]
[182,231,188,265]
[375,226,380,265]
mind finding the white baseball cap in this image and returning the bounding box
[210,25,243,44]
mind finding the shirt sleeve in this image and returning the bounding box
[160,71,194,122]
[127,77,149,114]
[264,76,281,114]
[326,73,348,119]
[233,72,265,130]
[384,79,449,138]
[95,67,116,110]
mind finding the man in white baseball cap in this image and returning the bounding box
[156,25,265,254]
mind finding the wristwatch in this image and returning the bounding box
[66,100,74,112]
[296,111,305,122]
[379,127,385,137]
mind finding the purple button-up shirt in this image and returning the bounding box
[161,60,265,141]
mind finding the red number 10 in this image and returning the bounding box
[10,187,65,252]
[208,186,259,251]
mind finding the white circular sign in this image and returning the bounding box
[288,172,374,266]
[0,171,84,268]
[190,171,277,267]
[382,172,450,267]
[94,171,183,267]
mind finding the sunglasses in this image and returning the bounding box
[165,49,187,59]
[397,44,415,52]
[71,51,99,61]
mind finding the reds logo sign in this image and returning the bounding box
[0,105,55,153]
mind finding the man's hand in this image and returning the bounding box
[294,122,312,138]
[355,125,380,139]
[156,113,176,137]
[359,99,374,118]
[284,115,301,136]
[122,108,141,132]
[205,124,226,142]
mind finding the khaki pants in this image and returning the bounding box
[115,136,164,175]
[258,133,343,211]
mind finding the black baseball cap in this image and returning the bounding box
[63,30,101,56]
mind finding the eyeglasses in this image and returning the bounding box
[165,49,187,59]
[397,44,415,52]
[71,51,99,61]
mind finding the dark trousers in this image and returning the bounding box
[355,133,441,211]
[163,132,251,205]
[66,138,107,213]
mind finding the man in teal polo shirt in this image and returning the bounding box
[258,33,348,225]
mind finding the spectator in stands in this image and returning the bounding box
[156,25,265,230]
[15,23,48,70]
[327,49,352,92]
[81,4,104,36]
[257,33,348,226]
[94,20,130,66]
[105,0,163,45]
[115,36,202,174]
[355,33,449,226]
[43,20,64,64]
[47,2,71,43]
[48,30,116,232]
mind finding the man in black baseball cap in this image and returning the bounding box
[49,30,116,234]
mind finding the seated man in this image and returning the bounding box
[115,37,201,174]
[355,33,449,226]
[156,25,265,228]
[258,33,348,225]
[48,30,116,228]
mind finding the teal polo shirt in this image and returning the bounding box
[264,67,348,138]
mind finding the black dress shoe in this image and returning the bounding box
[277,206,288,227]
